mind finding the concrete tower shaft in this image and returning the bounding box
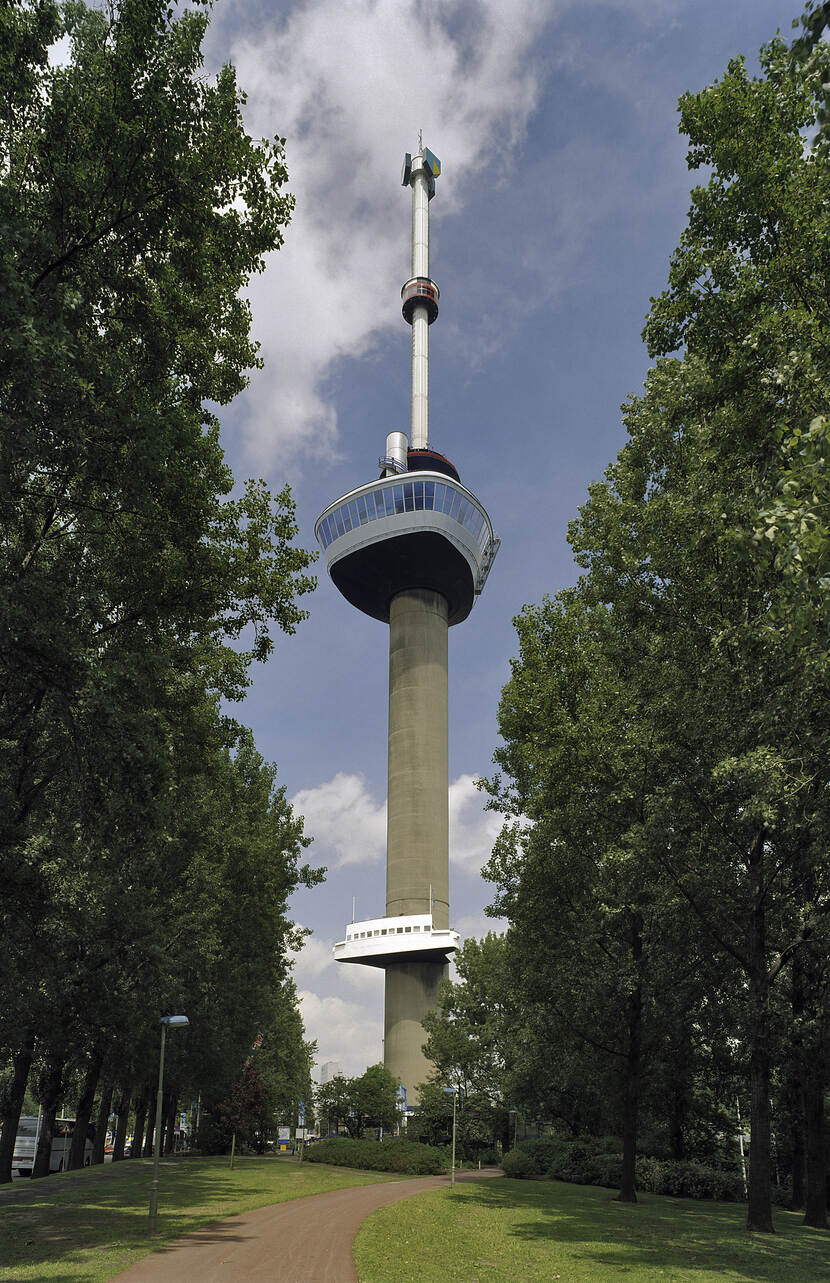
[384,959,447,1097]
[386,589,449,927]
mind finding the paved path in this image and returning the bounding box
[111,1168,502,1282]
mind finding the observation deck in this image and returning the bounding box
[333,913,460,969]
[315,470,499,626]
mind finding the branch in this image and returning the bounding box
[769,899,830,984]
[655,846,750,972]
[32,185,176,287]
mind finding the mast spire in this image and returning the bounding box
[401,143,441,451]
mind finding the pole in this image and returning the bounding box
[451,1091,457,1188]
[229,1132,236,1169]
[410,152,431,449]
[148,1024,166,1233]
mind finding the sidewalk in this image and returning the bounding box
[111,1168,503,1282]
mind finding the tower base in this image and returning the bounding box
[384,958,448,1107]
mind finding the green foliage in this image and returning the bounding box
[406,1081,454,1147]
[636,1156,745,1203]
[0,0,319,1179]
[482,16,830,1232]
[505,1136,745,1202]
[305,1137,450,1175]
[501,1149,540,1178]
[421,934,511,1107]
[315,1065,398,1140]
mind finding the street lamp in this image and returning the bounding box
[508,1108,518,1151]
[443,1087,458,1188]
[149,1015,189,1234]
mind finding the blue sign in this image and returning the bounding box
[298,1100,306,1126]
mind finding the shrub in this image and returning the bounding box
[304,1137,450,1175]
[501,1149,541,1178]
[504,1134,746,1201]
[635,1156,744,1202]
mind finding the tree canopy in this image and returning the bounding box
[477,16,830,1232]
[0,0,319,1181]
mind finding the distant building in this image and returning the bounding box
[320,1061,342,1083]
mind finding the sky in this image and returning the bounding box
[198,0,801,1078]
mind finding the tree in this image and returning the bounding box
[0,0,317,1180]
[422,934,511,1108]
[214,1062,271,1153]
[315,1065,399,1140]
[484,18,830,1232]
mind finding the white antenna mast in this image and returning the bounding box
[401,143,441,451]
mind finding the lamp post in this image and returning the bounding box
[508,1108,518,1151]
[148,1015,189,1234]
[443,1087,457,1187]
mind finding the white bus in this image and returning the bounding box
[12,1116,94,1176]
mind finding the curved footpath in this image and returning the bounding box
[111,1167,503,1282]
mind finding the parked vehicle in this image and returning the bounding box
[12,1116,94,1176]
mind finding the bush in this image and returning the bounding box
[501,1149,541,1178]
[635,1156,744,1202]
[304,1137,450,1175]
[503,1134,746,1202]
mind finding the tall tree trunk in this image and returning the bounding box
[669,1048,690,1162]
[68,1055,101,1170]
[131,1094,147,1160]
[143,1088,157,1156]
[616,915,643,1204]
[746,831,774,1233]
[803,1063,828,1229]
[32,1058,64,1179]
[163,1090,178,1155]
[92,1082,113,1165]
[802,934,828,1231]
[791,1108,807,1211]
[789,954,806,1211]
[0,1032,35,1183]
[113,1092,130,1162]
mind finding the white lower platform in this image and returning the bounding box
[333,913,460,967]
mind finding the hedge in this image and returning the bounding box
[501,1135,745,1202]
[304,1137,450,1174]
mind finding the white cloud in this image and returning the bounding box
[291,771,386,867]
[299,986,384,1078]
[292,768,505,872]
[221,0,553,469]
[455,910,508,940]
[449,772,506,874]
[290,928,334,981]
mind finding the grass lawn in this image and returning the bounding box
[354,1176,830,1283]
[0,1154,397,1281]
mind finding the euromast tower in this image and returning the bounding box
[315,145,499,1104]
